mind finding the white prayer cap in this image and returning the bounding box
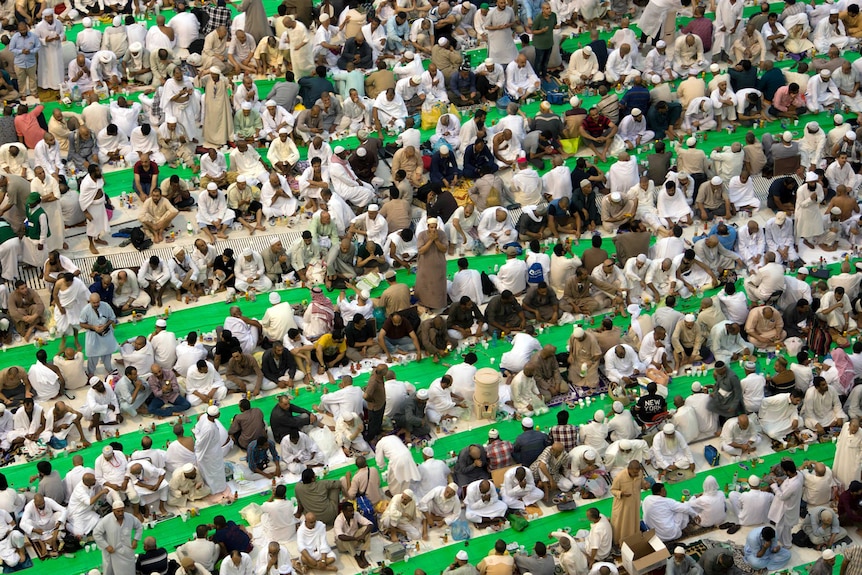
[456,551,469,561]
[83,17,93,27]
[269,292,281,305]
[438,37,448,46]
[684,313,696,322]
[782,131,793,142]
[674,547,686,555]
[207,405,220,417]
[584,448,597,460]
[805,171,818,182]
[663,423,676,434]
[102,446,113,457]
[710,63,721,74]
[580,179,591,188]
[129,42,143,53]
[749,475,760,487]
[711,176,722,185]
[166,116,177,123]
[488,428,500,438]
[112,500,125,509]
[572,326,585,338]
[265,99,276,107]
[113,15,122,26]
[241,247,253,257]
[631,108,642,117]
[848,132,857,141]
[570,96,580,107]
[207,182,218,191]
[692,382,702,392]
[583,46,593,55]
[417,388,429,400]
[319,13,330,21]
[593,409,605,422]
[637,254,647,263]
[422,446,434,457]
[797,266,809,275]
[821,68,832,77]
[356,147,367,157]
[360,289,370,299]
[89,376,102,385]
[404,50,415,58]
[830,8,840,14]
[651,74,662,84]
[42,8,53,16]
[835,114,845,125]
[808,121,820,131]
[241,102,253,110]
[368,204,379,211]
[278,128,289,135]
[427,217,439,225]
[411,74,422,84]
[99,52,112,63]
[775,212,787,224]
[182,463,195,473]
[270,236,281,246]
[613,401,624,414]
[88,569,102,575]
[575,529,590,540]
[831,206,843,215]
[210,66,221,74]
[485,57,494,66]
[278,566,292,574]
[236,175,247,183]
[686,137,697,147]
[619,439,632,450]
[823,549,836,560]
[656,40,666,48]
[610,192,622,202]
[333,145,346,154]
[522,417,534,428]
[155,319,167,328]
[448,482,458,491]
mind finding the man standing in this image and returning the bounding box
[767,459,804,549]
[193,405,230,499]
[9,21,39,99]
[93,500,143,575]
[79,293,118,376]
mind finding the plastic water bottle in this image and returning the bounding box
[492,330,499,347]
[187,222,194,235]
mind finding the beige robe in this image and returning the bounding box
[610,468,643,545]
[201,75,234,148]
[568,332,601,388]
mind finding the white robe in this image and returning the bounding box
[375,435,421,494]
[79,175,109,239]
[464,479,508,522]
[650,430,694,470]
[500,467,543,510]
[834,421,862,488]
[93,513,143,575]
[193,415,228,494]
[34,19,64,90]
[758,394,800,441]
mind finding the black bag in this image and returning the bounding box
[129,227,152,251]
[480,271,496,296]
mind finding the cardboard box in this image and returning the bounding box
[620,530,671,575]
[384,543,406,562]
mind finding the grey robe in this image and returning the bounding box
[93,512,143,575]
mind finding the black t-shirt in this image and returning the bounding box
[634,393,667,424]
[211,521,252,554]
[767,178,797,208]
[346,321,376,347]
[215,336,241,364]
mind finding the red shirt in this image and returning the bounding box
[14,105,45,149]
[583,114,611,138]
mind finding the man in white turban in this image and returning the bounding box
[651,424,695,476]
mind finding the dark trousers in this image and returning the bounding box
[476,75,502,102]
[534,47,552,77]
[148,395,192,417]
[365,406,384,440]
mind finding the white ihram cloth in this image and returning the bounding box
[193,415,230,494]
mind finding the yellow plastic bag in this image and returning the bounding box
[421,103,444,130]
[560,137,580,154]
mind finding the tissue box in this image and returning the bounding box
[384,543,405,562]
[621,530,671,575]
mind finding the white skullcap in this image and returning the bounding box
[207,405,220,416]
[427,217,439,225]
[269,292,281,305]
[265,100,276,107]
[570,96,581,107]
[166,116,177,123]
[744,361,757,370]
[241,247,253,257]
[849,132,858,141]
[686,137,697,147]
[613,401,624,414]
[411,74,422,84]
[488,428,500,438]
[798,266,809,275]
[102,446,113,457]
[42,7,53,15]
[241,102,252,110]
[368,204,379,211]
[823,549,836,560]
[710,63,720,73]
[278,566,292,575]
[207,182,218,191]
[619,439,632,450]
[278,128,289,135]
[182,463,195,473]
[610,192,622,203]
[572,326,585,338]
[236,175,247,183]
[806,121,819,132]
[333,145,345,154]
[674,547,686,555]
[835,114,845,125]
[485,57,494,66]
[129,42,142,53]
[360,289,370,299]
[404,50,415,58]
[830,8,840,14]
[448,482,458,491]
[684,313,696,322]
[584,448,597,460]
[805,171,818,182]
[692,382,702,392]
[456,551,469,561]
[210,66,221,74]
[89,376,102,385]
[631,108,642,117]
[663,423,676,434]
[113,15,122,26]
[438,37,448,46]
[593,409,605,422]
[821,68,832,77]
[440,145,451,155]
[356,147,367,157]
[522,417,534,428]
[651,74,662,84]
[99,52,112,63]
[417,389,429,400]
[112,500,125,509]
[710,176,722,186]
[319,13,330,21]
[83,17,93,27]
[656,40,666,48]
[270,236,281,246]
[775,212,787,224]
[637,254,647,263]
[749,475,761,487]
[782,131,793,142]
[831,206,843,215]
[422,446,434,457]
[155,319,167,328]
[583,46,593,55]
